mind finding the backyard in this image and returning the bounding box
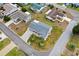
[6,47,27,56]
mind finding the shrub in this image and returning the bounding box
[67,43,76,51]
[21,6,27,12]
[39,40,45,47]
[72,24,79,35]
[3,16,11,22]
[48,5,54,9]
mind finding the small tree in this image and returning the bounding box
[72,24,79,35]
[39,42,45,47]
[67,43,76,51]
[38,39,45,47]
[48,5,54,9]
[21,6,27,12]
[3,16,11,22]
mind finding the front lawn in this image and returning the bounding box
[6,47,27,56]
[0,38,11,50]
[9,21,28,36]
[27,34,45,50]
[67,35,79,51]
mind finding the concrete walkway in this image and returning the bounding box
[0,42,16,56]
[21,29,33,42]
[0,32,7,41]
[49,20,77,56]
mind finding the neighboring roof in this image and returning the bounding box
[31,3,45,11]
[9,10,31,22]
[2,3,18,15]
[29,20,52,39]
[47,8,65,20]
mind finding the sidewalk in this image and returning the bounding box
[21,29,33,42]
[49,20,77,56]
[5,20,13,26]
[0,42,16,56]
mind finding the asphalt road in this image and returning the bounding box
[49,4,78,56]
[49,20,77,56]
[0,22,36,56]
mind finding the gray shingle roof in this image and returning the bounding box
[29,20,52,38]
[2,4,18,15]
[9,10,31,22]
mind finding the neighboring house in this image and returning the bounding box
[1,3,18,16]
[29,20,52,40]
[9,10,31,24]
[64,3,79,7]
[31,3,46,13]
[46,8,67,22]
[16,3,28,6]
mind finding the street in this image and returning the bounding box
[0,22,36,56]
[49,20,77,56]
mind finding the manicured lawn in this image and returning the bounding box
[9,21,28,36]
[67,35,79,51]
[6,47,27,56]
[0,38,11,50]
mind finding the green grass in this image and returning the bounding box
[27,34,45,48]
[6,47,28,56]
[57,3,64,5]
[0,38,11,50]
[46,26,63,48]
[67,34,79,51]
[21,4,33,13]
[67,5,79,12]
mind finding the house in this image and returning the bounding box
[0,3,18,16]
[29,20,52,40]
[64,3,79,7]
[16,3,28,7]
[9,10,31,24]
[46,8,67,22]
[31,3,46,13]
